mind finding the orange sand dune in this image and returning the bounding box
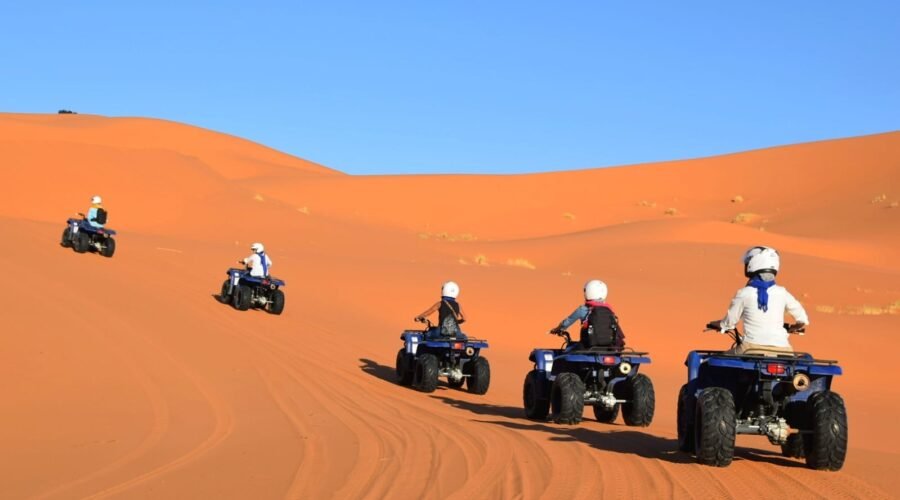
[1,113,899,499]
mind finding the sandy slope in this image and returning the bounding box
[1,113,899,499]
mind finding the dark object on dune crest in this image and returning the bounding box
[58,109,78,114]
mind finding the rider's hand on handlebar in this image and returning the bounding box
[414,316,425,323]
[549,327,563,335]
[705,320,722,332]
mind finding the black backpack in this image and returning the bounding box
[93,208,108,225]
[580,305,624,349]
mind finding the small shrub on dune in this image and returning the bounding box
[732,195,744,203]
[506,258,536,270]
[664,207,678,216]
[871,194,888,204]
[474,254,489,266]
[638,200,656,208]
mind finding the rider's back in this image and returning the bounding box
[725,285,808,347]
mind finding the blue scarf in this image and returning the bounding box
[748,277,776,312]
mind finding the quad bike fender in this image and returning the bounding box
[400,332,423,355]
[531,349,555,375]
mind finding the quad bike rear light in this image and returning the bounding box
[452,342,465,350]
[765,363,787,375]
[601,356,618,365]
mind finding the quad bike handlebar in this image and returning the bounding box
[549,328,573,347]
[414,317,434,330]
[704,320,807,345]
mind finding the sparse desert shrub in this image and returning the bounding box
[58,109,77,114]
[474,254,489,266]
[664,208,678,216]
[731,195,744,203]
[871,194,888,204]
[562,212,576,221]
[506,258,536,270]
[638,200,657,208]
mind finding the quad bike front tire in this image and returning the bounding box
[61,227,73,248]
[805,390,848,471]
[593,403,619,423]
[219,280,232,303]
[268,289,285,315]
[621,373,655,427]
[73,232,90,253]
[551,372,585,425]
[100,237,116,258]
[677,384,696,453]
[395,348,414,386]
[414,354,439,393]
[234,285,253,311]
[523,370,550,420]
[694,387,736,467]
[466,357,490,395]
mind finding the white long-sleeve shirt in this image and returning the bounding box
[720,285,809,347]
[243,252,273,278]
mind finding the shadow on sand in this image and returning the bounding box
[431,394,803,467]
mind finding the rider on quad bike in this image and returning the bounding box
[240,242,273,277]
[414,281,467,340]
[713,246,809,356]
[551,279,625,350]
[85,195,108,228]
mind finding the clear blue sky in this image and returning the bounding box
[2,1,898,174]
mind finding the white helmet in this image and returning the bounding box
[584,279,608,301]
[441,281,460,298]
[743,246,780,276]
[250,242,265,253]
[91,195,102,204]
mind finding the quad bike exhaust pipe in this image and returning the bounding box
[619,362,632,375]
[792,373,810,392]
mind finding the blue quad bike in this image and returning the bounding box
[523,330,655,426]
[60,214,116,257]
[677,321,847,470]
[395,318,491,394]
[218,268,286,315]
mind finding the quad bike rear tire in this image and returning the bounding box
[61,227,73,247]
[805,391,847,471]
[694,387,736,467]
[621,373,655,427]
[414,354,439,393]
[234,285,252,311]
[593,403,619,423]
[100,237,116,258]
[269,289,285,315]
[677,384,696,453]
[466,357,490,395]
[551,372,585,425]
[524,370,550,420]
[395,348,414,386]
[73,232,90,253]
